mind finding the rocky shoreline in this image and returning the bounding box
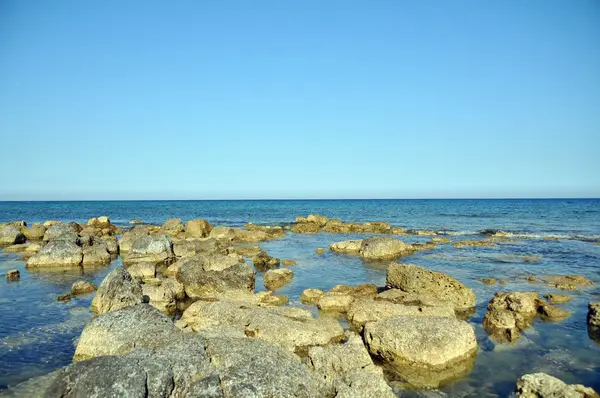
[1,215,599,397]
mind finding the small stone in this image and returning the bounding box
[264,268,294,290]
[58,294,72,302]
[6,269,20,281]
[315,248,325,255]
[544,294,572,304]
[71,281,98,295]
[480,278,497,285]
[282,259,296,266]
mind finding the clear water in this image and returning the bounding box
[1,199,599,396]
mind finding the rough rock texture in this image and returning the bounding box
[172,237,226,258]
[23,223,46,241]
[185,218,213,238]
[118,226,150,253]
[308,332,395,398]
[43,222,82,242]
[538,304,570,321]
[209,226,237,241]
[291,222,322,234]
[80,237,112,267]
[180,300,344,353]
[301,288,326,305]
[142,278,185,314]
[544,294,572,304]
[317,294,355,313]
[127,262,156,280]
[542,275,594,290]
[359,236,414,260]
[228,245,262,258]
[253,250,281,271]
[347,298,455,331]
[329,284,378,298]
[161,218,184,235]
[264,268,294,290]
[71,281,97,295]
[26,240,83,268]
[364,315,478,388]
[386,263,476,310]
[74,304,175,361]
[177,253,255,299]
[515,372,599,398]
[90,267,144,315]
[0,225,27,245]
[453,240,496,248]
[329,240,363,254]
[282,259,297,266]
[100,235,119,254]
[6,269,20,281]
[483,292,543,343]
[589,302,600,343]
[123,235,174,265]
[4,242,42,254]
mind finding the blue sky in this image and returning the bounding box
[1,1,598,200]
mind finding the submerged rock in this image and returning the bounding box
[264,268,294,290]
[363,315,478,388]
[6,269,20,281]
[359,236,413,260]
[538,304,570,321]
[386,263,476,311]
[282,259,297,266]
[315,247,326,255]
[515,372,599,397]
[90,266,144,315]
[453,240,496,248]
[542,275,594,290]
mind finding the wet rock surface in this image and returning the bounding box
[515,372,599,398]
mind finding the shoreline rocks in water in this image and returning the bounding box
[515,372,599,397]
[264,268,294,290]
[589,302,600,343]
[6,269,20,281]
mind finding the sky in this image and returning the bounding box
[0,1,599,200]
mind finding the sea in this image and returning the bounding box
[0,199,599,396]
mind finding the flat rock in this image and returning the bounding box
[127,262,156,280]
[329,240,363,254]
[90,266,144,315]
[542,275,594,290]
[359,236,414,260]
[26,240,83,268]
[317,293,355,313]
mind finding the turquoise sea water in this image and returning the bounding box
[1,199,599,396]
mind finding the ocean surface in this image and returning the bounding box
[1,199,599,396]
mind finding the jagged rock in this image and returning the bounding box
[180,300,344,353]
[0,225,27,245]
[26,240,83,268]
[71,281,97,295]
[127,262,156,280]
[364,315,478,388]
[23,223,46,241]
[329,240,363,254]
[483,292,542,343]
[123,235,174,265]
[515,372,599,398]
[253,250,280,270]
[538,304,570,321]
[90,266,144,315]
[185,218,213,238]
[118,226,150,253]
[6,269,20,281]
[544,294,572,304]
[177,253,255,299]
[161,218,184,235]
[142,278,185,314]
[386,263,476,310]
[300,288,326,305]
[264,268,294,290]
[359,237,413,260]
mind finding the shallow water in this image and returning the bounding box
[1,199,599,396]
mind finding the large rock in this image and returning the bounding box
[253,250,281,270]
[386,263,476,311]
[80,236,112,267]
[127,262,156,280]
[515,372,599,398]
[161,218,184,235]
[308,332,395,398]
[100,235,119,254]
[185,218,213,238]
[71,281,97,295]
[172,237,226,258]
[74,304,175,361]
[90,266,144,315]
[291,222,322,234]
[483,292,543,343]
[209,226,237,241]
[43,222,82,242]
[142,278,185,314]
[264,268,294,290]
[329,240,363,254]
[364,315,478,388]
[0,225,26,245]
[177,253,255,299]
[180,300,344,353]
[347,298,455,331]
[359,236,414,260]
[317,294,355,313]
[23,223,46,241]
[26,240,83,268]
[123,234,174,265]
[588,302,600,343]
[118,226,150,253]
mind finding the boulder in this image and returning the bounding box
[123,235,174,265]
[291,222,322,234]
[329,240,363,254]
[306,214,329,226]
[74,304,175,361]
[364,315,478,388]
[359,236,413,260]
[80,237,111,267]
[308,332,394,398]
[253,250,280,270]
[177,253,255,299]
[23,223,46,241]
[483,292,543,343]
[184,218,213,238]
[127,262,156,280]
[43,222,82,242]
[90,266,144,315]
[209,226,237,241]
[6,269,20,281]
[588,302,600,343]
[228,245,262,257]
[317,294,355,313]
[100,235,119,254]
[0,225,26,245]
[118,226,150,253]
[142,278,185,314]
[160,218,184,235]
[515,372,599,398]
[386,263,476,311]
[300,288,326,305]
[26,240,83,268]
[71,281,97,295]
[172,237,225,258]
[264,268,294,290]
[347,298,455,331]
[43,220,61,227]
[180,300,344,353]
[164,257,185,277]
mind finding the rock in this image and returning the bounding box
[142,278,185,314]
[228,245,262,257]
[185,218,213,238]
[538,304,570,321]
[431,237,451,244]
[588,302,600,343]
[515,372,599,398]
[544,294,572,304]
[306,214,329,226]
[177,253,255,299]
[74,304,175,361]
[123,234,174,265]
[80,237,111,267]
[26,240,83,268]
[361,222,391,233]
[308,332,395,398]
[300,288,326,305]
[90,266,144,315]
[483,292,543,343]
[291,222,322,234]
[23,223,46,241]
[71,281,97,295]
[347,298,455,331]
[264,268,294,290]
[43,222,82,242]
[164,257,184,277]
[315,247,326,255]
[329,240,363,254]
[282,259,297,266]
[180,300,344,353]
[118,226,150,253]
[43,220,61,227]
[0,225,27,245]
[160,218,184,235]
[87,216,111,227]
[57,294,71,302]
[386,263,476,311]
[172,237,226,258]
[359,236,413,260]
[188,289,289,308]
[129,219,143,224]
[317,294,355,313]
[363,316,478,388]
[542,275,594,290]
[453,240,496,248]
[329,284,378,298]
[480,278,498,285]
[127,262,156,280]
[6,269,20,281]
[209,226,237,241]
[253,250,280,270]
[376,289,460,310]
[100,235,119,254]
